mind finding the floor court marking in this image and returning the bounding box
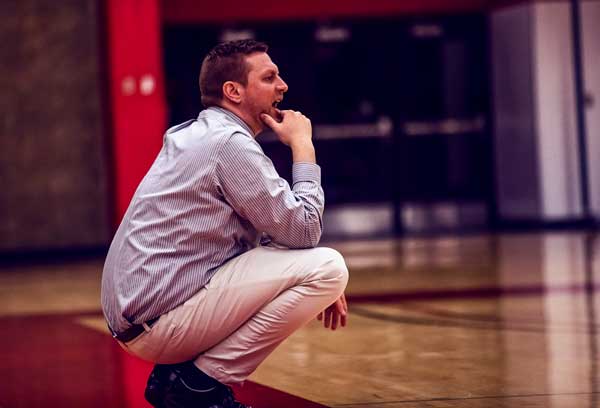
[394,300,600,329]
[330,391,600,406]
[351,303,600,334]
[346,282,600,304]
[349,305,555,333]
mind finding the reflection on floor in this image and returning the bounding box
[1,232,599,407]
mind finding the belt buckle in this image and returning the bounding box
[107,323,119,339]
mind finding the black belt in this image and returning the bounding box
[109,316,160,343]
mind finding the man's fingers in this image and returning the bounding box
[341,293,348,313]
[331,314,337,330]
[319,296,349,330]
[335,297,346,315]
[319,305,348,330]
[260,113,279,129]
[324,308,332,328]
[338,293,348,313]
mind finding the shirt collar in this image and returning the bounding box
[205,106,254,136]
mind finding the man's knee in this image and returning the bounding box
[312,247,349,290]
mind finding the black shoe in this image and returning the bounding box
[209,385,251,408]
[160,367,250,408]
[145,364,171,408]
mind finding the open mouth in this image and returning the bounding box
[272,99,282,108]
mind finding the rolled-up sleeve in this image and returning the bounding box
[215,132,324,248]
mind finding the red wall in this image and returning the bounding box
[106,0,167,226]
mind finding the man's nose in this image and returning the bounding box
[277,78,288,93]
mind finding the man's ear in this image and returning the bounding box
[223,81,243,104]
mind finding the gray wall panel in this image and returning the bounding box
[582,0,600,219]
[0,0,110,250]
[491,5,541,219]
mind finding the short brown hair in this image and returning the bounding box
[199,39,269,108]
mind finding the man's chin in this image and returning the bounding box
[267,108,283,122]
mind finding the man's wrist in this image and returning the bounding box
[289,136,313,150]
[291,142,315,163]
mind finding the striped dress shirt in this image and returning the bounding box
[101,107,324,332]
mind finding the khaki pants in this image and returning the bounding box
[119,245,348,384]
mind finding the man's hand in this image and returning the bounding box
[260,109,312,147]
[261,110,315,163]
[317,293,348,330]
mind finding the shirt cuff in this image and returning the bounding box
[292,162,321,185]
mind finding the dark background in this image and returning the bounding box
[163,15,491,208]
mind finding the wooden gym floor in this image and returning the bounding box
[1,232,599,407]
